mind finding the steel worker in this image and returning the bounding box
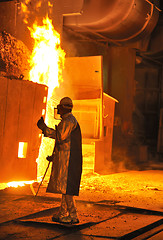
[37,97,82,224]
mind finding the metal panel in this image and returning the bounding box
[0,77,47,182]
[63,56,103,99]
[94,93,117,173]
[0,75,8,174]
[73,99,101,139]
[63,56,103,139]
[16,80,37,180]
[1,78,22,181]
[29,84,48,178]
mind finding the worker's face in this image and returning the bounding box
[57,104,71,117]
[57,104,62,115]
[54,106,62,120]
[56,104,65,117]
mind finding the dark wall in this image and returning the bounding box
[0,1,16,36]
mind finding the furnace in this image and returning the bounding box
[0,74,47,182]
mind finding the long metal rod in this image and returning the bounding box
[35,161,51,197]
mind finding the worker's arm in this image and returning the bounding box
[57,118,76,144]
[44,127,56,139]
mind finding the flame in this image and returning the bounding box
[27,16,65,181]
[28,16,65,99]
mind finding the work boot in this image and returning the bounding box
[58,215,72,224]
[52,194,68,222]
[66,195,79,224]
[69,215,79,224]
[69,209,79,224]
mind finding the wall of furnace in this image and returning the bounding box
[0,74,47,182]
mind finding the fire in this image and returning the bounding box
[28,16,65,100]
[28,16,66,181]
[7,181,34,188]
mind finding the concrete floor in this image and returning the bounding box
[0,170,163,240]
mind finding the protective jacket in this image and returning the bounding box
[44,113,82,196]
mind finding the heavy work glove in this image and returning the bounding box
[37,117,47,132]
[46,154,55,162]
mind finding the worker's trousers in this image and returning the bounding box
[59,194,78,219]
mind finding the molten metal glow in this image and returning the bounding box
[7,180,34,188]
[18,142,28,158]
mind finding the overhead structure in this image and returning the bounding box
[63,0,160,43]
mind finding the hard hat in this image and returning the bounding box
[59,97,73,109]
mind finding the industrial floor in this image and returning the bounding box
[0,170,163,240]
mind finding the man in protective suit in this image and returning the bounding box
[37,97,82,224]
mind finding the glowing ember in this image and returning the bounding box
[7,180,34,188]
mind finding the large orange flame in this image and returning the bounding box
[28,16,65,100]
[28,16,66,181]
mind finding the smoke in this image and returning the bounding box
[111,146,141,173]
